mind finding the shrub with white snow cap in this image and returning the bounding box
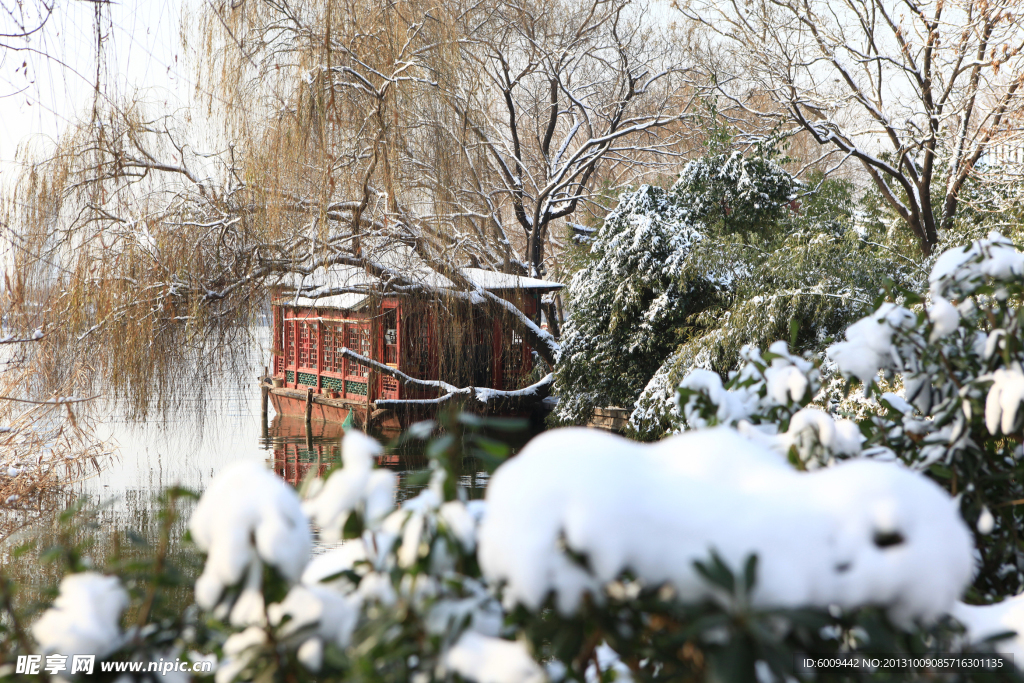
[189,459,311,612]
[479,426,973,624]
[827,302,916,387]
[677,232,1024,599]
[953,595,1024,665]
[32,572,128,659]
[303,431,397,541]
[267,584,362,671]
[445,632,546,683]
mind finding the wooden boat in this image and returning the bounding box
[263,263,562,429]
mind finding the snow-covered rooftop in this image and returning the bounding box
[286,293,371,311]
[272,254,561,310]
[274,264,376,294]
[461,267,562,291]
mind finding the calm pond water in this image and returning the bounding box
[1,341,494,574]
[0,331,512,615]
[78,372,491,536]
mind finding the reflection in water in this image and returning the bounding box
[263,415,396,486]
[3,376,491,576]
[1,336,494,616]
[262,413,488,504]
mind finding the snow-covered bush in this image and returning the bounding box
[32,572,129,659]
[189,460,311,623]
[675,232,1024,600]
[554,149,906,435]
[628,222,907,439]
[181,422,509,683]
[4,413,1023,683]
[480,426,973,624]
[553,182,720,425]
[554,149,800,425]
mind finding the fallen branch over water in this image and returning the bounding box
[333,347,553,412]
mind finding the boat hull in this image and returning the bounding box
[264,383,546,434]
[269,388,368,423]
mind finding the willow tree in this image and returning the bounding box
[2,0,700,411]
[1,0,50,48]
[196,0,698,281]
[680,0,1024,256]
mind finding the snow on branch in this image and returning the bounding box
[334,346,554,410]
[0,330,45,344]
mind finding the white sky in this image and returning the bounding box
[0,0,192,179]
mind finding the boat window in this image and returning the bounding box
[284,320,295,367]
[298,321,318,369]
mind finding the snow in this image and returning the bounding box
[474,374,555,403]
[984,364,1024,435]
[677,342,821,433]
[880,392,913,414]
[288,293,370,311]
[445,632,546,683]
[275,263,375,298]
[297,639,323,671]
[189,460,312,611]
[732,409,863,466]
[268,584,362,660]
[783,407,863,459]
[216,626,267,683]
[398,509,427,568]
[229,563,267,627]
[953,596,1024,664]
[827,303,916,386]
[930,232,1024,299]
[187,435,403,674]
[928,296,960,342]
[985,329,1006,360]
[275,253,561,308]
[32,572,128,659]
[303,431,396,541]
[463,267,563,291]
[440,500,480,552]
[301,543,368,584]
[678,369,757,427]
[479,427,973,624]
[978,507,995,535]
[355,571,398,606]
[675,344,863,466]
[764,361,809,405]
[425,580,503,637]
[377,484,447,570]
[585,644,633,683]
